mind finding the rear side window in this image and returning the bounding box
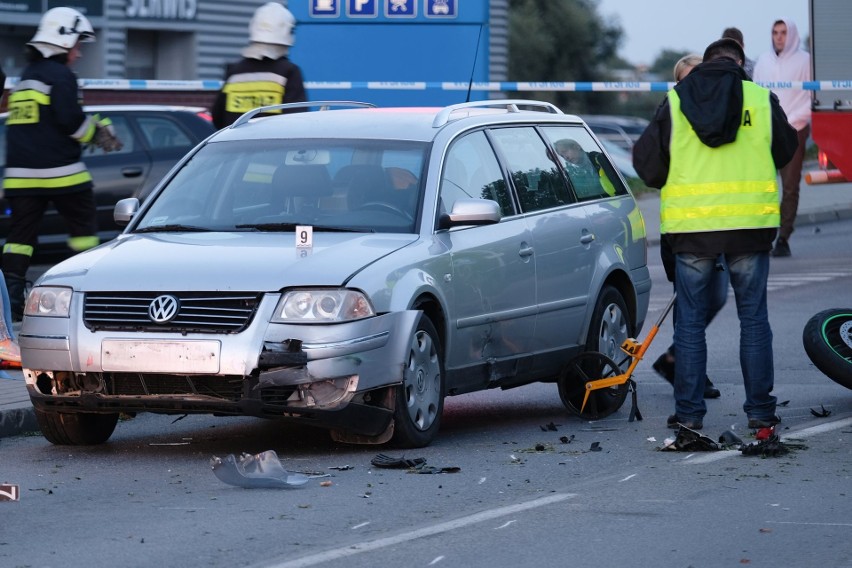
[542,126,628,201]
[440,131,513,217]
[488,126,573,213]
[138,116,192,149]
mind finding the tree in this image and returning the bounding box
[649,49,692,81]
[508,0,623,114]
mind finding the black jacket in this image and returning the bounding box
[211,57,307,129]
[633,58,799,256]
[5,57,92,197]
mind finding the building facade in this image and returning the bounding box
[1,0,508,107]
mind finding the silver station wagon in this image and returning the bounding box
[20,100,651,447]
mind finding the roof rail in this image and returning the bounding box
[431,99,563,128]
[230,101,376,128]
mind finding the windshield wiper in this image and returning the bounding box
[133,224,212,233]
[235,222,375,233]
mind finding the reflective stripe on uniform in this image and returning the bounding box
[2,243,35,257]
[73,115,96,142]
[3,162,93,190]
[7,84,51,125]
[67,235,99,252]
[222,72,288,114]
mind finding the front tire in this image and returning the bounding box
[35,409,119,445]
[391,315,444,448]
[803,308,852,390]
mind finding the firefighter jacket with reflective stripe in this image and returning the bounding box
[3,58,94,197]
[210,57,307,129]
[660,82,779,234]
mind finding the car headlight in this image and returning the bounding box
[272,289,375,323]
[25,286,73,318]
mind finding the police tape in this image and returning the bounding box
[5,78,852,92]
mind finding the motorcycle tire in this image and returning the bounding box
[802,308,852,390]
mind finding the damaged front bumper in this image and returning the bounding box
[20,302,420,437]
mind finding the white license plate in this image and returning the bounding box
[102,340,221,373]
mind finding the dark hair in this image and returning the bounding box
[721,27,744,46]
[703,38,745,65]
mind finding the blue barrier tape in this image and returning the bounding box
[4,78,852,92]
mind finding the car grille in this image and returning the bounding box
[84,292,261,333]
[105,373,244,401]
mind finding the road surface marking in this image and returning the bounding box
[258,493,576,568]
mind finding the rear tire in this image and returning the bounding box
[34,409,119,445]
[803,308,852,390]
[391,315,444,448]
[586,285,633,369]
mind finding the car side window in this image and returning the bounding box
[487,126,573,213]
[138,116,192,149]
[542,126,628,201]
[439,131,513,217]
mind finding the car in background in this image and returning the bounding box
[20,100,651,448]
[0,105,214,259]
[581,114,650,154]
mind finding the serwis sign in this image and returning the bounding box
[126,0,197,19]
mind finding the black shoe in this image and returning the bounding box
[747,415,781,429]
[667,414,703,430]
[771,238,791,257]
[653,353,675,385]
[703,378,721,399]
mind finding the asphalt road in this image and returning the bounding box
[2,217,851,568]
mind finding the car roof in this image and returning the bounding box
[212,100,587,143]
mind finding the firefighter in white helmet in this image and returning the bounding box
[211,2,308,129]
[2,7,122,320]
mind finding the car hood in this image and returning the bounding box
[37,232,419,291]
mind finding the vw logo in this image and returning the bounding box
[148,295,180,323]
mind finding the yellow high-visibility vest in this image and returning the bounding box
[660,81,779,234]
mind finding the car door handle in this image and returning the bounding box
[519,245,534,257]
[580,233,595,244]
[121,167,144,178]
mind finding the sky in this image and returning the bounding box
[595,0,810,66]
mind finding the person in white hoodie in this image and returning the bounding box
[753,19,811,257]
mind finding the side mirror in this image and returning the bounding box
[114,197,140,226]
[438,198,502,230]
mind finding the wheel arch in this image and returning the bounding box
[582,268,637,345]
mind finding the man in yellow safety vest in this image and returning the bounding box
[633,38,798,431]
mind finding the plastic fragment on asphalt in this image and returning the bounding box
[661,425,720,451]
[370,453,426,469]
[646,437,656,442]
[810,404,831,418]
[718,430,744,449]
[740,434,790,457]
[560,434,575,444]
[210,450,310,488]
[589,441,602,452]
[540,422,559,431]
[328,465,353,471]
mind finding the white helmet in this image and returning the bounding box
[30,7,96,51]
[248,3,295,47]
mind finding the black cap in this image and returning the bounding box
[703,38,746,65]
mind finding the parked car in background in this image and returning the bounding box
[581,114,650,154]
[0,105,214,260]
[20,100,651,448]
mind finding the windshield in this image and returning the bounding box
[134,139,428,234]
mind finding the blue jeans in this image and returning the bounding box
[673,252,776,421]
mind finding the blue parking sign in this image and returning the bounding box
[347,0,379,18]
[385,0,416,17]
[426,0,456,17]
[310,0,340,17]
